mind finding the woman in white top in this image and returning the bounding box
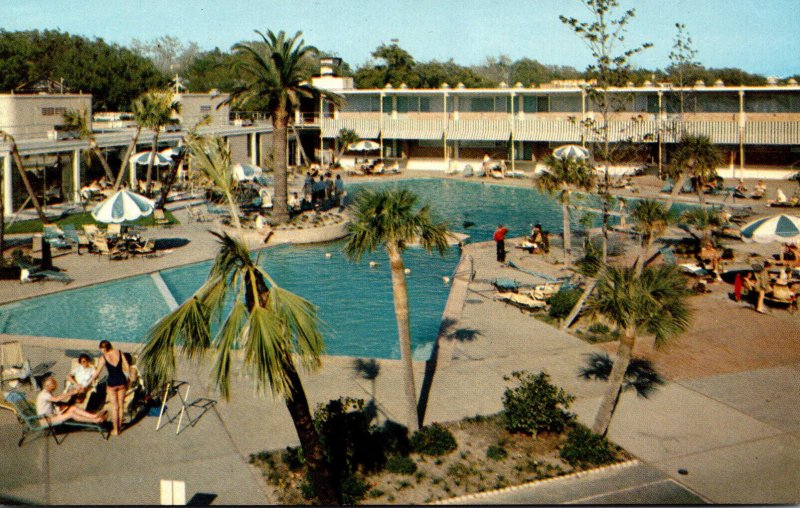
[66,353,96,393]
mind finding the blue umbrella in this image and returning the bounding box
[741,214,800,244]
[129,150,171,166]
[91,190,155,223]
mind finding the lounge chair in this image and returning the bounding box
[495,292,547,311]
[153,209,170,227]
[16,259,73,284]
[93,238,128,260]
[529,283,562,301]
[82,224,102,241]
[43,224,72,250]
[4,391,109,446]
[492,278,521,292]
[131,239,157,258]
[106,223,122,237]
[474,166,486,177]
[462,164,474,177]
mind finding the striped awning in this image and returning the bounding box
[513,119,581,142]
[320,118,380,139]
[660,120,739,144]
[382,119,444,140]
[584,120,659,143]
[745,122,800,145]
[447,120,510,141]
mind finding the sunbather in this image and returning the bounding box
[66,354,96,394]
[751,180,766,199]
[36,376,105,426]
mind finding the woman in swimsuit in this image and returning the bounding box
[89,340,129,436]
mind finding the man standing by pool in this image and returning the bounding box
[494,224,508,263]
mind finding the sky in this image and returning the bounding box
[2,0,798,77]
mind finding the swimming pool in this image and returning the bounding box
[0,178,681,359]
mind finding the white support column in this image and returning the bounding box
[72,149,81,202]
[129,160,137,188]
[249,133,257,165]
[379,92,385,157]
[3,153,12,217]
[738,89,746,177]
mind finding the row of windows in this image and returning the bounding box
[41,107,67,116]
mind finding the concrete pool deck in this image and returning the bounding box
[2,174,799,504]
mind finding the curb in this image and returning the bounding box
[429,459,641,505]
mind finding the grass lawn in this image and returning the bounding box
[5,210,180,234]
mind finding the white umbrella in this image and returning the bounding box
[347,140,380,152]
[553,144,591,161]
[232,163,263,182]
[129,150,172,166]
[159,146,184,159]
[91,190,155,223]
[741,214,800,244]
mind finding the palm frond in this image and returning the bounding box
[211,301,248,401]
[579,352,665,398]
[243,305,294,398]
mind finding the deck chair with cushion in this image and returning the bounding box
[495,292,548,312]
[92,238,128,260]
[16,259,73,284]
[492,278,522,293]
[82,224,101,239]
[43,224,72,250]
[5,391,109,446]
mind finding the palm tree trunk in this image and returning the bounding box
[562,200,571,267]
[0,192,5,267]
[665,174,685,210]
[145,131,160,197]
[7,140,48,223]
[271,110,290,224]
[90,141,116,181]
[561,278,597,330]
[156,151,187,210]
[387,244,420,433]
[634,236,653,276]
[592,328,634,437]
[113,126,142,192]
[283,359,340,504]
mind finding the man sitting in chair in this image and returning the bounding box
[37,376,105,426]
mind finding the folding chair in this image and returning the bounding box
[5,391,109,446]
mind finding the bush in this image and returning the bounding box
[587,323,610,335]
[486,445,508,461]
[502,371,575,436]
[386,454,418,475]
[410,423,458,456]
[559,424,617,467]
[547,288,583,319]
[340,472,369,505]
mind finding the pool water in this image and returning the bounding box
[0,179,686,359]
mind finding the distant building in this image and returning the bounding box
[0,93,92,141]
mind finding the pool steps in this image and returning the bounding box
[150,272,179,311]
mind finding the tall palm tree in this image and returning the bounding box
[135,90,181,197]
[665,134,722,205]
[62,108,116,182]
[343,189,450,432]
[223,29,341,224]
[111,96,147,191]
[534,155,596,266]
[629,199,673,274]
[139,135,338,504]
[0,130,47,223]
[585,264,692,436]
[680,206,724,244]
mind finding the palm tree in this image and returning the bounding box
[111,98,146,192]
[680,206,724,244]
[534,155,596,266]
[0,130,47,223]
[579,352,665,424]
[665,134,722,205]
[62,108,116,182]
[223,30,341,224]
[134,90,181,196]
[629,199,673,274]
[343,189,450,432]
[334,128,360,166]
[585,264,692,436]
[139,135,338,504]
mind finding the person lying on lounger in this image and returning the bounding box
[36,376,105,426]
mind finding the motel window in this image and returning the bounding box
[470,97,494,112]
[523,96,538,112]
[200,105,211,113]
[646,95,659,114]
[382,96,393,113]
[41,107,67,116]
[370,96,381,112]
[419,97,431,112]
[396,96,412,113]
[536,96,549,113]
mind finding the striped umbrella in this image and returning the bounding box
[91,190,155,223]
[232,163,263,181]
[553,144,591,161]
[741,214,800,244]
[129,150,172,166]
[347,140,380,152]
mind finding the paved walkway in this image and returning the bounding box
[2,175,799,504]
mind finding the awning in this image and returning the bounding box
[446,120,510,141]
[585,120,659,143]
[661,120,739,144]
[745,121,800,145]
[513,119,581,142]
[382,119,444,140]
[321,118,380,139]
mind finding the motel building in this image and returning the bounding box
[2,61,799,217]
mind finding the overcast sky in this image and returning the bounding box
[3,0,798,76]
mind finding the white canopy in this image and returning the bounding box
[91,190,155,223]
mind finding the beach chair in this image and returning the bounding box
[462,164,474,177]
[106,223,122,237]
[1,341,27,390]
[5,391,109,446]
[82,224,102,241]
[492,278,521,292]
[153,209,170,227]
[43,224,72,250]
[130,239,157,258]
[495,292,547,312]
[93,238,128,260]
[16,259,73,284]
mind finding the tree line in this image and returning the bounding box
[1,30,795,115]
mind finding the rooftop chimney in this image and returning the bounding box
[319,57,342,77]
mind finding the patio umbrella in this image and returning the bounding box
[159,146,184,160]
[347,140,380,152]
[741,214,800,244]
[232,163,263,182]
[129,150,172,166]
[91,189,155,223]
[553,144,591,161]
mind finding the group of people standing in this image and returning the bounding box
[302,169,346,211]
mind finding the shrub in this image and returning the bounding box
[340,472,369,505]
[559,423,617,467]
[587,322,610,335]
[486,445,508,461]
[410,423,458,456]
[502,371,575,436]
[386,454,418,475]
[547,288,583,319]
[280,446,304,471]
